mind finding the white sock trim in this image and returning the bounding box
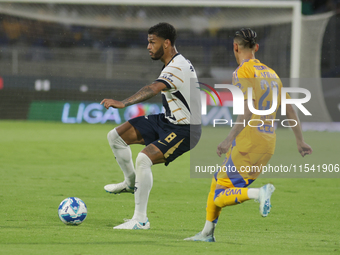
[247,188,260,200]
[107,128,127,147]
[136,152,153,168]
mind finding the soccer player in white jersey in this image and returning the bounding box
[101,22,201,230]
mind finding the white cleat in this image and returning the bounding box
[104,181,134,194]
[258,183,275,217]
[184,232,215,242]
[113,218,150,230]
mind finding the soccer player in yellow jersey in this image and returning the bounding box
[185,28,313,242]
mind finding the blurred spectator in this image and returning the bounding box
[302,0,339,14]
[2,16,21,45]
[312,0,333,13]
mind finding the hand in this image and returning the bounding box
[216,138,232,157]
[100,99,125,109]
[297,141,313,157]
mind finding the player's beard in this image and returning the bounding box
[151,46,164,60]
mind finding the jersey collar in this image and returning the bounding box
[241,58,259,65]
[162,53,180,70]
[241,59,251,65]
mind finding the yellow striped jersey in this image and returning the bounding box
[232,59,287,154]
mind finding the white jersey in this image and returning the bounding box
[155,53,201,125]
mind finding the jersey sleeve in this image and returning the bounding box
[155,65,184,90]
[234,64,255,101]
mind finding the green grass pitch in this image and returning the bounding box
[0,121,339,254]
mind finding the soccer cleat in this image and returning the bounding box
[184,232,216,242]
[258,183,275,217]
[104,181,134,194]
[113,218,150,230]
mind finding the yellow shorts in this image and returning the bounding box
[215,145,272,188]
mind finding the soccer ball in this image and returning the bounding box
[58,197,87,225]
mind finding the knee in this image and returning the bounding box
[213,189,225,207]
[214,196,223,208]
[107,128,127,148]
[136,152,153,169]
[107,128,118,143]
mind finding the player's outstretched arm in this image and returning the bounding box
[216,100,253,157]
[101,81,167,109]
[286,104,313,157]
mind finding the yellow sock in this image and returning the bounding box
[214,188,250,207]
[206,178,222,223]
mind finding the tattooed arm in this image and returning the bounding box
[101,82,167,109]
